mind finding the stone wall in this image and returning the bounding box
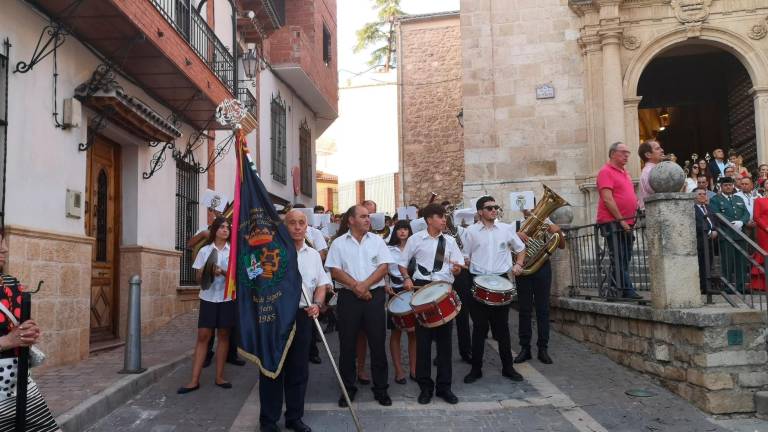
[4,225,93,367]
[552,298,768,414]
[398,13,464,206]
[460,0,589,220]
[119,246,197,337]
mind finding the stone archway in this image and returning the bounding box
[623,25,768,167]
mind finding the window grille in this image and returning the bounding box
[299,120,312,197]
[271,94,287,184]
[175,157,199,286]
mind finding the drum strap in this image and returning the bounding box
[433,235,445,273]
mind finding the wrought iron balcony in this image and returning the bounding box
[151,0,234,92]
[237,88,257,115]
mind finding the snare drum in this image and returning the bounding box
[387,291,416,332]
[472,275,516,306]
[410,281,461,328]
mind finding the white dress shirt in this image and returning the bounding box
[388,246,405,288]
[298,244,332,308]
[735,191,757,219]
[306,226,328,251]
[463,222,525,275]
[325,231,393,290]
[192,242,231,303]
[399,230,463,283]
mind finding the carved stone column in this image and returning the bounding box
[752,87,768,164]
[624,96,643,177]
[600,31,626,150]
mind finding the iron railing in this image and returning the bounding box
[150,0,234,92]
[564,215,650,302]
[175,158,199,286]
[701,212,768,310]
[237,88,257,115]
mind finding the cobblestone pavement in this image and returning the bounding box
[35,312,197,416]
[84,310,768,432]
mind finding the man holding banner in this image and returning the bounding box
[325,205,393,407]
[257,209,330,432]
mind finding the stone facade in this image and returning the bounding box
[461,0,768,225]
[552,298,768,414]
[119,246,197,338]
[4,225,93,367]
[397,12,464,207]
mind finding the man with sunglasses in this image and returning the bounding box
[461,196,526,385]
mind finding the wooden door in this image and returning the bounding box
[86,135,121,342]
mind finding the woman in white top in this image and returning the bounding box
[178,217,235,394]
[685,163,700,192]
[386,220,417,384]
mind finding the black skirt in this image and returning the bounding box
[197,299,236,329]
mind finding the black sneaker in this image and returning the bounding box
[463,370,482,384]
[417,389,432,404]
[375,393,392,406]
[538,348,553,364]
[338,387,357,407]
[285,419,312,432]
[502,367,524,381]
[514,347,532,364]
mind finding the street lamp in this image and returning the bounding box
[241,48,259,80]
[456,108,464,128]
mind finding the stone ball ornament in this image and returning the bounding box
[649,161,686,193]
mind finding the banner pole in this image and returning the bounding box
[300,285,363,432]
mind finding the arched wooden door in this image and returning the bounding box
[85,135,121,343]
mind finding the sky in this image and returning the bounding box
[337,0,460,81]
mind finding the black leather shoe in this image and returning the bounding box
[285,419,312,432]
[226,357,246,366]
[502,367,524,382]
[260,423,280,432]
[338,387,357,407]
[375,393,392,406]
[176,385,199,395]
[514,347,532,364]
[463,370,482,384]
[435,389,459,405]
[622,292,643,300]
[309,354,322,364]
[538,348,553,364]
[460,353,473,364]
[417,389,432,405]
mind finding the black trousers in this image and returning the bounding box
[516,261,551,349]
[413,279,453,393]
[259,310,311,426]
[453,269,473,358]
[469,274,513,372]
[336,288,388,396]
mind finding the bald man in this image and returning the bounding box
[259,210,330,432]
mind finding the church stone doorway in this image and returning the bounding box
[637,44,756,173]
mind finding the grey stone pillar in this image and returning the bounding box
[644,193,703,309]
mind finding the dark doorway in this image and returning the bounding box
[637,45,756,173]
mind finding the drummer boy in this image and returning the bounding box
[399,203,463,405]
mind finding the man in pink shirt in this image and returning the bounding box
[637,140,665,209]
[596,142,642,299]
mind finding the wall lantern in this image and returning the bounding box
[241,48,259,80]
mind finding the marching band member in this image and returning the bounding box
[386,220,417,383]
[258,210,329,432]
[462,196,525,384]
[354,199,379,384]
[514,210,564,365]
[325,205,393,407]
[447,211,474,364]
[399,204,463,405]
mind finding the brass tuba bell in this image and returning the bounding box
[516,185,569,276]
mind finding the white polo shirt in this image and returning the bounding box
[399,230,463,284]
[297,244,332,308]
[192,242,231,303]
[325,231,393,290]
[463,222,525,275]
[307,226,328,251]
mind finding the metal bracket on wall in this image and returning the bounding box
[143,141,176,180]
[77,109,112,152]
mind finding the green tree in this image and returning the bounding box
[354,0,405,72]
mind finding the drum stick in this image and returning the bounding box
[300,284,363,432]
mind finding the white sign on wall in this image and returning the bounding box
[536,83,555,99]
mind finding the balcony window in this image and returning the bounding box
[323,23,332,66]
[299,121,312,197]
[271,95,287,184]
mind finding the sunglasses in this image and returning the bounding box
[483,205,501,211]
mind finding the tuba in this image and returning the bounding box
[516,185,569,276]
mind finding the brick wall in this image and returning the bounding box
[264,0,338,112]
[398,14,464,207]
